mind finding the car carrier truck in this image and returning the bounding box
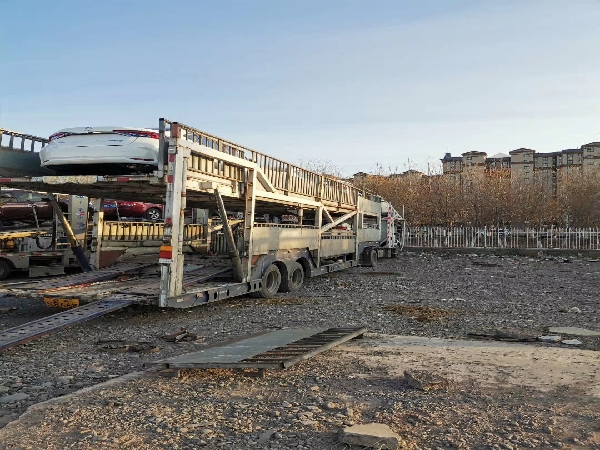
[0,119,404,350]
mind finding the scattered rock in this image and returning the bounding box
[56,376,74,385]
[339,423,406,449]
[163,329,203,343]
[257,429,276,444]
[567,307,582,314]
[129,342,159,353]
[403,370,449,391]
[97,340,130,353]
[0,393,29,403]
[538,335,562,343]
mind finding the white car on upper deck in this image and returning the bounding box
[39,126,165,174]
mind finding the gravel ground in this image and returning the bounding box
[0,251,599,449]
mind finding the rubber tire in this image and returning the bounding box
[145,208,162,221]
[249,264,282,298]
[279,261,304,293]
[362,247,378,267]
[0,260,11,281]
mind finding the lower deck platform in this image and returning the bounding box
[0,257,234,305]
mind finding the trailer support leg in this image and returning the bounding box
[214,187,244,282]
[243,168,256,280]
[90,198,104,269]
[48,194,92,272]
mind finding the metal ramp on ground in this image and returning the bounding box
[0,299,134,352]
[148,327,366,377]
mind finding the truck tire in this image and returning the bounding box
[362,247,378,267]
[250,264,282,298]
[0,260,11,281]
[279,262,304,293]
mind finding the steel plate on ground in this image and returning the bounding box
[149,327,366,370]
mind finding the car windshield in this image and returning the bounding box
[0,193,14,204]
[11,191,49,202]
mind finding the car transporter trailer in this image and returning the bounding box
[0,119,404,351]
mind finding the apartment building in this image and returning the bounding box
[442,143,600,182]
[581,142,600,173]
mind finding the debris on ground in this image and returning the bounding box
[403,370,450,391]
[0,306,17,314]
[97,340,159,353]
[382,304,454,322]
[562,339,583,346]
[467,330,538,342]
[470,260,499,267]
[163,329,202,343]
[96,339,130,353]
[128,342,159,353]
[538,335,562,343]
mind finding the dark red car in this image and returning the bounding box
[101,200,163,221]
[0,190,68,227]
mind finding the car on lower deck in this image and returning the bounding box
[39,126,163,175]
[99,200,163,221]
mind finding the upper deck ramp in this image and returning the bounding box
[0,120,377,214]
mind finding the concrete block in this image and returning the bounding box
[339,423,405,449]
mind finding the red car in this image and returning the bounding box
[101,200,163,221]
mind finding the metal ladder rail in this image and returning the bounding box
[164,119,364,208]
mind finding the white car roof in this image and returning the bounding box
[52,126,159,133]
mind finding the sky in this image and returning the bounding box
[2,0,600,175]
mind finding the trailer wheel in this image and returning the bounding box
[0,260,11,281]
[362,247,378,267]
[279,262,304,292]
[250,264,282,298]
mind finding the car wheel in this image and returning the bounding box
[145,208,162,221]
[279,262,304,292]
[249,264,282,298]
[0,260,11,281]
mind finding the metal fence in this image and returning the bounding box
[102,222,205,242]
[403,226,600,250]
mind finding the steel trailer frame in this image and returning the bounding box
[0,119,405,308]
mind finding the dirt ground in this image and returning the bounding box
[1,251,599,449]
